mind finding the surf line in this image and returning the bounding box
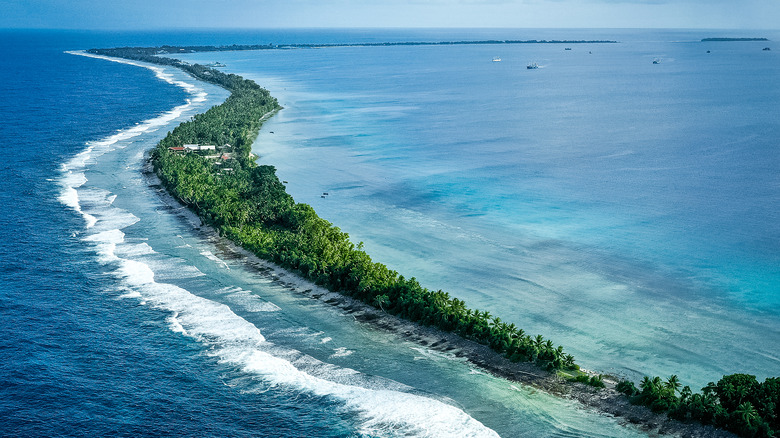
[88,46,579,377]
[60,51,208,230]
[64,51,502,438]
[83,45,777,438]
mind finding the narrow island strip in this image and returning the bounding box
[86,44,779,438]
[701,37,769,42]
[90,38,618,58]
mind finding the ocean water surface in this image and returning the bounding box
[177,28,780,387]
[0,29,670,437]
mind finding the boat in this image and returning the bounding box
[564,47,572,51]
[527,62,539,69]
[652,58,660,64]
[763,47,771,51]
[492,57,502,62]
[204,62,227,68]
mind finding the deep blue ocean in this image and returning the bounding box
[0,28,777,437]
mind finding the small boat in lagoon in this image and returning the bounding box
[527,62,539,69]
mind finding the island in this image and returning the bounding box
[701,38,769,42]
[87,43,779,438]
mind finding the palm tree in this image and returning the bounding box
[563,354,576,369]
[679,385,693,402]
[735,402,759,429]
[373,294,390,312]
[665,375,681,396]
[640,376,653,393]
[651,376,663,393]
[702,382,717,397]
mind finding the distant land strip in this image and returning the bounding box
[701,37,769,42]
[84,44,778,438]
[94,39,617,56]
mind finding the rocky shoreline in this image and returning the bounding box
[143,157,735,438]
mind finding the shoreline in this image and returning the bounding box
[103,44,771,436]
[142,155,734,438]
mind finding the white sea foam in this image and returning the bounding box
[115,242,156,258]
[59,50,499,437]
[82,229,124,263]
[200,250,230,269]
[410,346,459,362]
[77,189,140,232]
[118,290,142,300]
[151,262,206,280]
[167,312,189,336]
[126,263,496,436]
[59,51,207,231]
[330,347,354,358]
[67,50,208,107]
[239,348,497,438]
[217,286,282,313]
[79,202,497,436]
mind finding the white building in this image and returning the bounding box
[183,144,217,151]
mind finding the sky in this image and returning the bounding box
[1,0,778,30]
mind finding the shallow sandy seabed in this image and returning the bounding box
[144,156,735,438]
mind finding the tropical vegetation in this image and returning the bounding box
[618,374,779,437]
[93,44,778,437]
[90,46,579,374]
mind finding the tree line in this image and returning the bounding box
[618,374,779,437]
[100,46,580,374]
[95,44,778,437]
[88,38,617,60]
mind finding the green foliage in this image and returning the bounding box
[572,373,606,389]
[98,42,780,438]
[617,379,639,396]
[630,373,779,437]
[373,294,390,311]
[716,374,761,413]
[97,42,780,438]
[101,45,580,375]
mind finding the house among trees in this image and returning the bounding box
[169,144,227,157]
[169,144,224,155]
[183,144,216,152]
